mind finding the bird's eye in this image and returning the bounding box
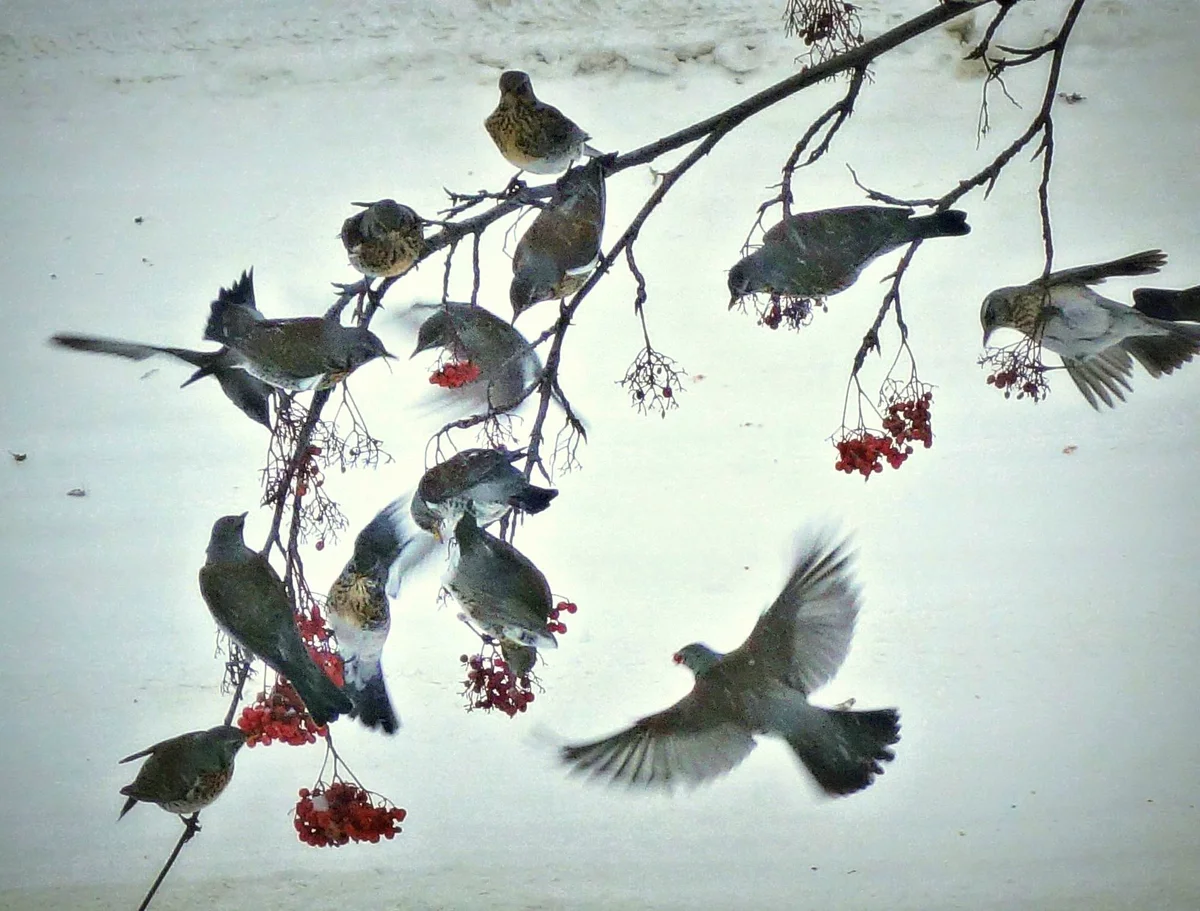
[671,652,683,664]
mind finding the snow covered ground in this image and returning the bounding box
[2,1,1198,908]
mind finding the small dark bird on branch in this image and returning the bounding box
[981,250,1200,408]
[560,531,900,796]
[118,725,247,821]
[341,199,426,279]
[728,206,970,304]
[485,70,600,176]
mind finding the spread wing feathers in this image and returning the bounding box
[1045,250,1166,287]
[560,693,756,790]
[1062,350,1134,410]
[737,533,860,695]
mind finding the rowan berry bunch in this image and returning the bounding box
[296,602,345,688]
[756,294,822,331]
[429,360,482,388]
[834,430,910,478]
[294,781,407,847]
[294,444,325,499]
[237,680,327,747]
[460,647,536,717]
[547,599,578,636]
[979,338,1050,402]
[881,389,933,449]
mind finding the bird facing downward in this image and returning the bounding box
[560,531,900,796]
[980,249,1200,409]
[341,199,426,279]
[118,725,247,820]
[485,70,599,175]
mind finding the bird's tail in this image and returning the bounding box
[909,209,970,240]
[512,485,558,515]
[286,664,354,728]
[1122,321,1200,378]
[784,706,900,797]
[1133,285,1200,323]
[203,270,260,345]
[347,673,399,735]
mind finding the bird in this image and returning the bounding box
[118,725,247,820]
[204,270,392,392]
[485,70,599,176]
[510,158,607,319]
[1132,284,1200,323]
[559,531,900,796]
[341,199,426,279]
[325,497,420,734]
[49,332,273,428]
[199,513,353,727]
[411,448,558,541]
[727,206,971,304]
[446,511,557,661]
[980,249,1200,409]
[410,302,542,412]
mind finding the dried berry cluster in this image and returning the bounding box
[294,782,406,847]
[980,341,1050,402]
[881,392,933,449]
[547,599,578,636]
[429,360,482,388]
[461,651,536,717]
[237,681,328,747]
[294,444,325,499]
[759,294,818,331]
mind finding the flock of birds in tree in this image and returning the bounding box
[50,68,1200,830]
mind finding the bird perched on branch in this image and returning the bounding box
[980,249,1200,408]
[410,301,542,412]
[560,531,900,796]
[49,331,273,428]
[510,158,607,319]
[727,206,970,304]
[204,270,392,392]
[118,725,247,821]
[447,512,557,667]
[411,448,558,541]
[341,199,426,279]
[1132,283,1200,323]
[485,70,599,176]
[199,513,352,727]
[325,498,425,735]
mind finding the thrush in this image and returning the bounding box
[118,725,247,820]
[728,206,971,304]
[204,270,392,392]
[485,70,599,176]
[341,199,426,279]
[50,332,273,428]
[199,513,353,727]
[980,249,1200,409]
[1132,284,1200,323]
[411,448,558,540]
[410,302,542,412]
[560,531,900,796]
[510,158,607,319]
[447,511,557,658]
[326,497,420,735]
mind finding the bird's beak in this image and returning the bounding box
[727,294,740,311]
[982,326,994,348]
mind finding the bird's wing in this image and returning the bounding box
[198,558,298,660]
[560,690,756,789]
[736,533,860,695]
[51,334,211,369]
[1061,350,1133,410]
[1045,250,1166,287]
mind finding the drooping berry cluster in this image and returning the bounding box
[294,444,325,499]
[429,360,482,388]
[979,340,1050,402]
[547,599,578,636]
[461,650,536,717]
[758,294,820,331]
[834,431,909,478]
[297,603,345,688]
[237,680,328,747]
[881,391,933,449]
[294,782,406,847]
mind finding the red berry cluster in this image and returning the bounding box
[237,680,328,747]
[294,782,406,847]
[429,360,482,388]
[461,651,535,717]
[547,599,578,636]
[834,432,909,478]
[758,295,819,331]
[986,367,1048,402]
[980,341,1049,402]
[881,392,933,449]
[296,604,345,687]
[295,444,325,498]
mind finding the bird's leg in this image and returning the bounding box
[180,812,202,841]
[504,173,527,197]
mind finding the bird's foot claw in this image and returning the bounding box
[181,813,202,840]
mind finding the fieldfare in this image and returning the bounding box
[118,725,247,820]
[485,70,598,176]
[341,199,426,279]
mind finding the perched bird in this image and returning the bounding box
[326,498,419,734]
[510,159,607,319]
[980,249,1200,409]
[727,206,971,304]
[485,70,599,175]
[1132,284,1200,323]
[410,302,542,412]
[341,199,426,279]
[50,332,273,428]
[447,512,557,660]
[204,270,392,392]
[199,513,352,727]
[560,532,900,796]
[411,448,558,540]
[118,725,247,820]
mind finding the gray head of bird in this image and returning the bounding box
[409,493,441,539]
[344,328,394,369]
[727,257,757,308]
[411,310,453,358]
[205,725,250,757]
[358,198,422,231]
[979,288,1017,347]
[206,512,249,560]
[510,259,558,319]
[498,70,535,101]
[673,643,723,676]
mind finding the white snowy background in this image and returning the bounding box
[2,1,1198,908]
